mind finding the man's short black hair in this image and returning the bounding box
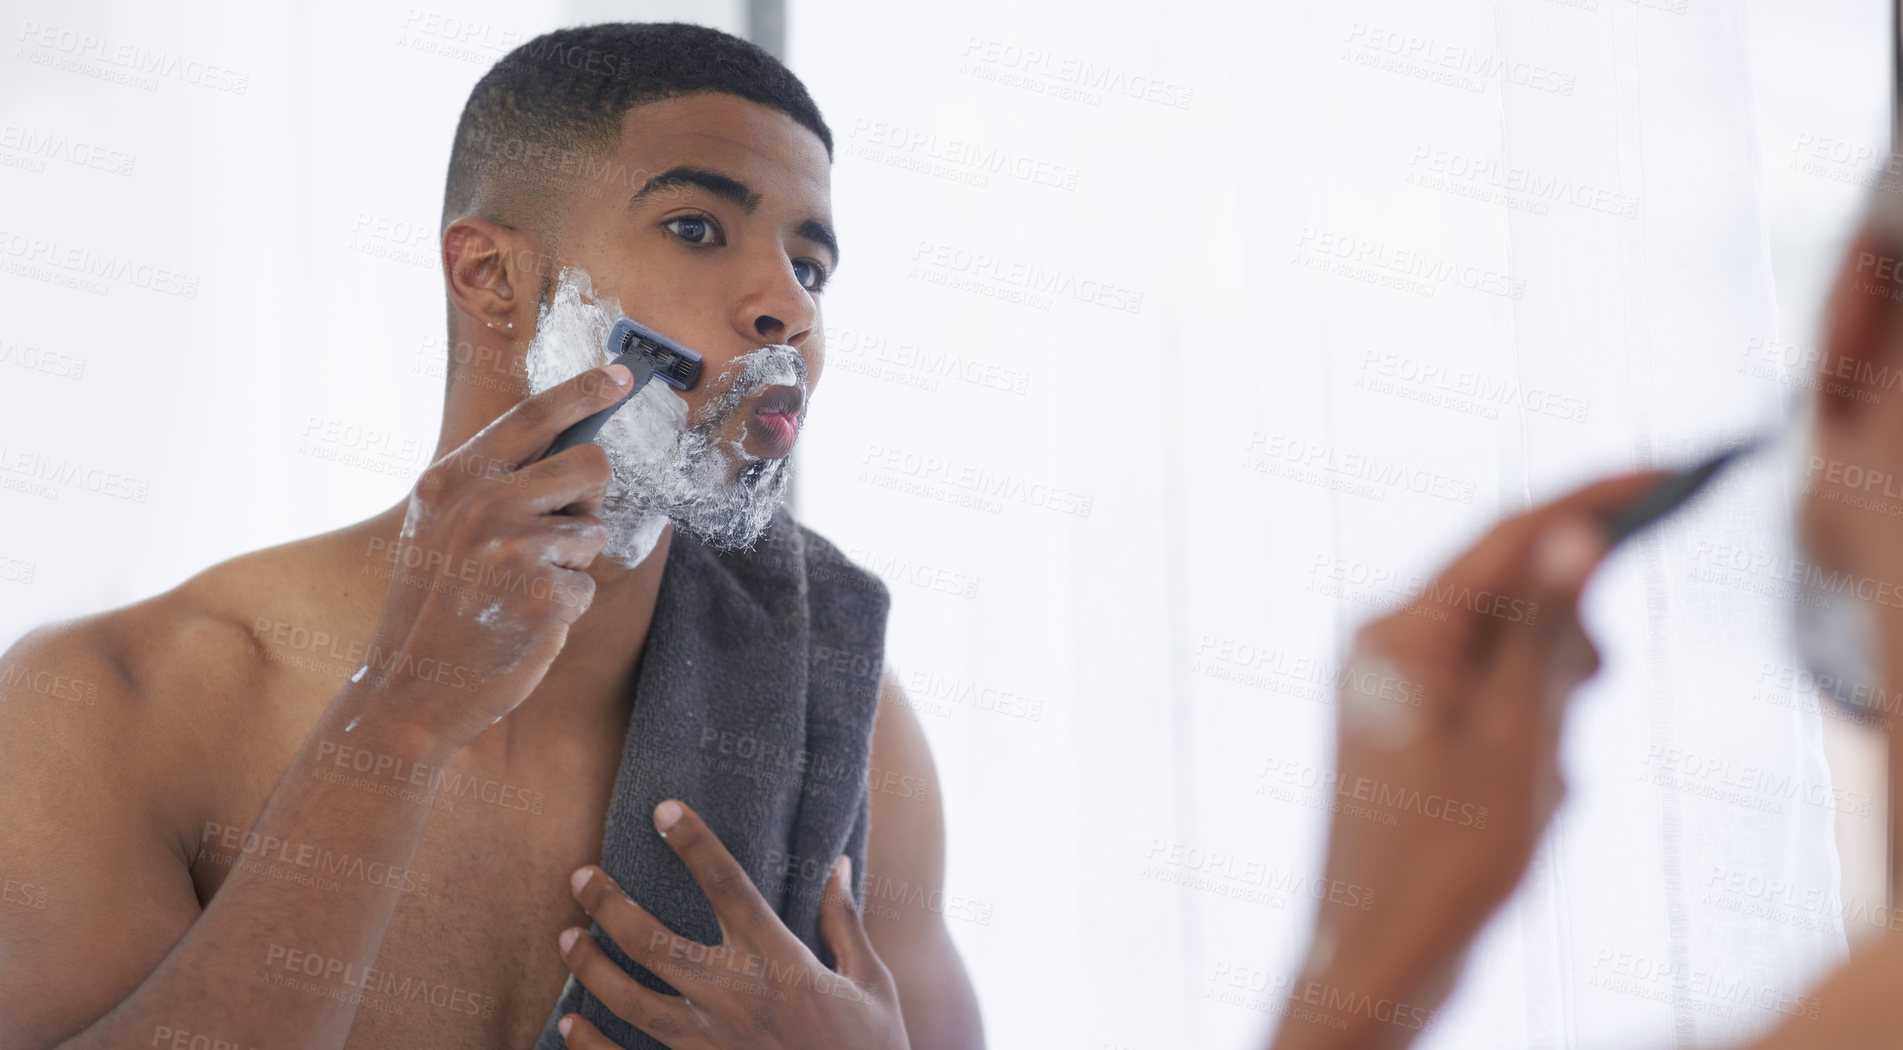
[440,22,832,244]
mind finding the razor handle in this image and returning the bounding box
[540,351,659,461]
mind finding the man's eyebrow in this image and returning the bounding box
[630,165,838,266]
[796,218,839,267]
[630,166,762,213]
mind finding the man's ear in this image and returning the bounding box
[1820,220,1903,421]
[442,216,540,332]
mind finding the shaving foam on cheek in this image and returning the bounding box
[523,268,674,566]
[521,267,805,560]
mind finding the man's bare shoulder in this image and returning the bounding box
[0,521,386,815]
[8,523,370,697]
[0,523,391,1046]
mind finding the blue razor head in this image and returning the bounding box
[606,316,703,391]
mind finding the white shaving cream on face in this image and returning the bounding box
[522,268,806,565]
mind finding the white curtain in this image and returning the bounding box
[784,0,1888,1047]
[0,1,1890,1048]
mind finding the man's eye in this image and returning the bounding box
[665,216,717,244]
[793,259,828,292]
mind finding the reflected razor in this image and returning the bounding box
[1600,436,1769,549]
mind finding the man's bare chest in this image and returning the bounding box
[185,673,630,1050]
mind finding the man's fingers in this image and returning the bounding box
[567,866,705,992]
[454,362,634,472]
[511,442,614,517]
[555,924,700,1034]
[1473,516,1606,748]
[1378,470,1659,663]
[1545,468,1675,522]
[816,856,877,979]
[1433,469,1663,600]
[1470,615,1588,833]
[1530,513,1607,611]
[529,515,611,573]
[558,1013,651,1050]
[655,800,800,950]
[556,929,703,1050]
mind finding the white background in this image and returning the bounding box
[0,1,1891,1048]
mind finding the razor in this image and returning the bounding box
[1600,435,1769,549]
[540,316,704,461]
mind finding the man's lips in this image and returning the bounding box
[747,385,804,459]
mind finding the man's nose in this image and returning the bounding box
[734,254,817,348]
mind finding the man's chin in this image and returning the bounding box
[603,478,789,555]
[675,487,789,551]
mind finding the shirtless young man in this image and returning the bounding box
[0,23,981,1050]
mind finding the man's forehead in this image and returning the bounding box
[615,94,832,212]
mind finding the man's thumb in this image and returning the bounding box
[1532,515,1605,599]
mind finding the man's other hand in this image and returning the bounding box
[558,799,910,1050]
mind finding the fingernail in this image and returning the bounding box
[602,362,632,387]
[833,855,851,884]
[655,799,683,833]
[559,927,580,953]
[1535,517,1603,590]
[558,1015,574,1037]
[570,867,591,895]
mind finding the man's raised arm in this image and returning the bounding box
[0,363,633,1049]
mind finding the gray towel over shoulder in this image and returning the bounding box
[534,505,890,1050]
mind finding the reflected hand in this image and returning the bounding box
[1271,471,1662,1050]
